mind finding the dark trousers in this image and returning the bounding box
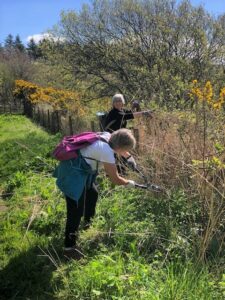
[64,184,98,248]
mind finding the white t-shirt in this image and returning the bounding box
[80,132,115,170]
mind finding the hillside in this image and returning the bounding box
[0,114,224,300]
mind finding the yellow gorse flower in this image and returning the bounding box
[190,80,225,110]
[14,80,86,115]
[203,81,213,104]
[191,80,203,101]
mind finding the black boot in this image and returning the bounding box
[63,246,84,260]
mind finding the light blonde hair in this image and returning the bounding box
[109,128,136,150]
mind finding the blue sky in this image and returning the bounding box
[0,0,90,45]
[0,0,225,46]
[186,0,225,16]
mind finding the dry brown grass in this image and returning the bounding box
[133,109,225,261]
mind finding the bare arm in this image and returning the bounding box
[103,162,129,185]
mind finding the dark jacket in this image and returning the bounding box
[104,108,134,132]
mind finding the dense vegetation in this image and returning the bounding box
[0,0,225,299]
[0,114,224,299]
[45,0,225,107]
[1,0,225,109]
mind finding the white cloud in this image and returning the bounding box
[26,33,64,43]
[26,33,50,43]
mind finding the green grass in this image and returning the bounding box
[0,114,59,182]
[0,114,224,300]
[54,255,222,300]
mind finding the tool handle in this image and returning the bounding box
[134,183,148,189]
[135,183,164,193]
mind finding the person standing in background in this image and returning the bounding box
[103,94,152,174]
[104,94,151,133]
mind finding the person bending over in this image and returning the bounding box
[54,128,137,260]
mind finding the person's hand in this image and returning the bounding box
[126,156,137,170]
[131,100,141,111]
[125,180,136,188]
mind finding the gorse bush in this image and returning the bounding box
[190,80,225,110]
[14,79,86,114]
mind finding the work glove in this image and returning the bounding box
[131,100,141,111]
[125,180,136,188]
[126,156,137,171]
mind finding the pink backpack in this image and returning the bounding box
[53,132,103,161]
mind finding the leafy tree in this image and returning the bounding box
[45,0,225,108]
[0,50,36,105]
[37,38,78,90]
